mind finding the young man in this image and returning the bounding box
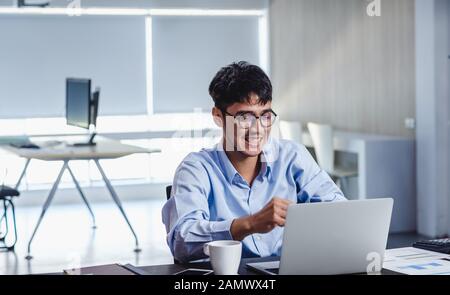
[162,61,345,263]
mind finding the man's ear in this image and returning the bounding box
[212,107,223,128]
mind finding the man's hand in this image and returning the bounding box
[248,197,293,233]
[230,197,293,241]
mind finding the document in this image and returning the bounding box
[383,247,450,275]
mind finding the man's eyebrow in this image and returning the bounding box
[235,108,273,115]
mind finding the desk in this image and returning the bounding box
[45,231,424,275]
[302,131,416,233]
[1,136,161,260]
[46,256,401,275]
[136,256,401,275]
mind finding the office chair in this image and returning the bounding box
[0,186,20,251]
[166,185,182,264]
[166,185,172,201]
[307,122,358,196]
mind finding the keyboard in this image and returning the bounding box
[413,238,450,254]
[9,142,40,149]
[9,140,63,149]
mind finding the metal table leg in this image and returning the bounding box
[25,161,67,260]
[94,159,141,252]
[15,158,31,190]
[67,165,96,229]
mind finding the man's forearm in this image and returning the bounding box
[230,216,254,241]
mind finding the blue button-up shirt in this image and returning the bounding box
[162,137,346,262]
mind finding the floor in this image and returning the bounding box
[0,198,426,275]
[0,198,173,275]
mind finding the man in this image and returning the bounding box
[162,61,345,263]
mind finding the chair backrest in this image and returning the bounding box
[164,184,180,264]
[307,122,334,173]
[279,120,303,144]
[166,185,172,201]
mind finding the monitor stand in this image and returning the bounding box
[70,132,97,147]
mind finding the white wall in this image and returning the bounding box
[269,0,416,137]
[152,16,260,113]
[0,14,148,118]
[416,0,450,237]
[0,3,267,118]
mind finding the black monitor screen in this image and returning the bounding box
[66,78,91,129]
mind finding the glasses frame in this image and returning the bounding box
[221,109,278,129]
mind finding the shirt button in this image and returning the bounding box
[255,235,262,240]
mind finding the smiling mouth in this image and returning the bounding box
[245,137,263,145]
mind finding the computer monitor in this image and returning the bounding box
[90,88,100,127]
[66,78,91,130]
[66,78,100,146]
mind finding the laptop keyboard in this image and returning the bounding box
[266,268,279,274]
[413,238,450,254]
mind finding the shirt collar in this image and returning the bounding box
[216,141,240,184]
[215,137,275,184]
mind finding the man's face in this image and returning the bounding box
[217,93,273,157]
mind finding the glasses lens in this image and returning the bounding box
[236,113,254,129]
[260,112,272,127]
[261,111,277,127]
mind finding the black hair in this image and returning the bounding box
[208,61,272,111]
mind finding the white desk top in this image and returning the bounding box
[1,136,161,161]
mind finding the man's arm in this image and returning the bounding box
[162,159,233,263]
[230,197,292,241]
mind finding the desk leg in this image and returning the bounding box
[94,159,141,252]
[25,161,67,260]
[15,158,31,190]
[67,165,96,229]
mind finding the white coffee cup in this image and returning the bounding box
[203,240,242,275]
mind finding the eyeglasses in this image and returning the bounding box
[221,109,278,129]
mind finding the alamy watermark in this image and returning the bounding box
[366,251,383,274]
[67,0,81,16]
[366,0,381,17]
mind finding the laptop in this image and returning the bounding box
[247,198,393,275]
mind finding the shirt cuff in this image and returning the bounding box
[210,219,234,241]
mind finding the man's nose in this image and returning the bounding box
[249,118,262,134]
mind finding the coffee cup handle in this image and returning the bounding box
[203,243,210,256]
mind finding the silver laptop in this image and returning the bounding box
[247,198,393,275]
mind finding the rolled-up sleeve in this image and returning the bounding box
[293,145,347,203]
[161,159,233,263]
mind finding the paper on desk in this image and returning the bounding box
[383,247,450,275]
